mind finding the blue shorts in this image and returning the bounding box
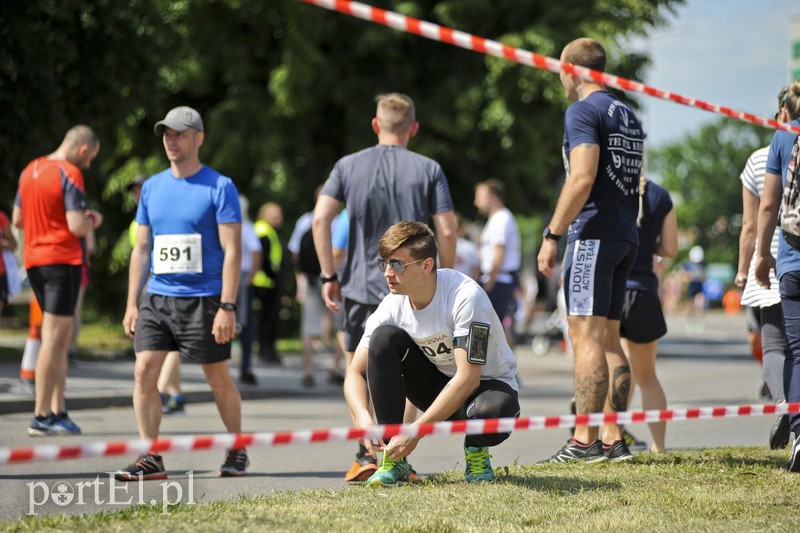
[485,280,517,322]
[563,239,636,319]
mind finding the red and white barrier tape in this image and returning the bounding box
[2,402,798,465]
[300,0,800,136]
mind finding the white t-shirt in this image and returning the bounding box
[287,212,314,255]
[739,146,780,307]
[454,238,479,279]
[241,220,262,273]
[360,268,518,390]
[479,207,521,284]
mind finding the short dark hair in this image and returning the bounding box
[476,179,506,204]
[562,38,606,72]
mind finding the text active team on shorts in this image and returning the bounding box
[537,37,643,462]
[14,36,772,482]
[12,37,642,483]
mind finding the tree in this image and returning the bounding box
[648,118,775,265]
[2,0,685,317]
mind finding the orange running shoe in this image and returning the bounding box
[344,452,378,482]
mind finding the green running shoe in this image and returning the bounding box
[464,446,495,483]
[366,454,410,487]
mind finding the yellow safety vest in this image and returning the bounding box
[253,220,282,289]
[128,220,139,248]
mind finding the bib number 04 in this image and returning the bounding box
[153,234,203,274]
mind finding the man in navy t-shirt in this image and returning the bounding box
[118,106,248,480]
[537,38,644,464]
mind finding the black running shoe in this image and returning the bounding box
[771,414,791,450]
[115,453,167,481]
[240,371,258,386]
[788,433,800,473]
[219,448,249,477]
[546,438,607,464]
[568,397,576,435]
[603,439,634,462]
[621,428,647,451]
[162,394,186,416]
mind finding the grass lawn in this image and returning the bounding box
[3,447,795,532]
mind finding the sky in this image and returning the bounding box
[630,0,798,148]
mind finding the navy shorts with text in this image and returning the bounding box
[563,239,636,320]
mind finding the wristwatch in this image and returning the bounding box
[219,302,237,311]
[320,273,339,284]
[542,227,561,242]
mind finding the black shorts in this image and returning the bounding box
[27,264,82,316]
[343,298,379,353]
[485,281,517,322]
[134,293,231,364]
[619,289,668,343]
[0,273,7,304]
[563,239,637,319]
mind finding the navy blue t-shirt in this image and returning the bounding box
[626,181,673,293]
[562,91,644,245]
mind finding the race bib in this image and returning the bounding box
[153,234,203,274]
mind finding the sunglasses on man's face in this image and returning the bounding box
[376,257,424,273]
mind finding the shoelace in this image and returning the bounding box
[379,453,403,473]
[134,455,157,471]
[465,449,492,474]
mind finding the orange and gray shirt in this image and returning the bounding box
[14,157,87,269]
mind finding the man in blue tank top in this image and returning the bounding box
[538,38,644,464]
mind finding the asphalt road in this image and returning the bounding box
[0,311,781,520]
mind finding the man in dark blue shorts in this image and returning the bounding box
[118,106,246,480]
[312,93,457,481]
[537,38,644,463]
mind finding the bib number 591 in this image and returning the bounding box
[159,246,192,262]
[153,233,202,274]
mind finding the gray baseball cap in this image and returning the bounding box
[154,106,204,135]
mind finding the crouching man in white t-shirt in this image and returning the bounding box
[345,220,520,486]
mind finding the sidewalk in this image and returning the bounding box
[0,310,750,415]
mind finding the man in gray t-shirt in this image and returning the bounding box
[312,92,456,482]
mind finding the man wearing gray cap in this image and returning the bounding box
[118,106,247,480]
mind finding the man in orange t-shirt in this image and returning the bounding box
[13,125,103,437]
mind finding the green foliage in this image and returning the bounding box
[648,118,775,264]
[1,0,684,318]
